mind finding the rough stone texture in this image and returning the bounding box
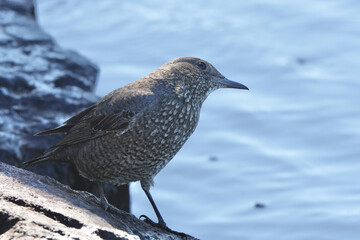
[0,162,198,240]
[0,0,129,211]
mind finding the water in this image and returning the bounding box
[37,1,360,239]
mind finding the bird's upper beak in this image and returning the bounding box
[218,78,249,90]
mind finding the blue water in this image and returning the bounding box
[38,1,360,239]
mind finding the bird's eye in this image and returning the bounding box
[197,61,206,70]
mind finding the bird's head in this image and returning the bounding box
[161,57,248,102]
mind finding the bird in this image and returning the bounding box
[23,57,248,230]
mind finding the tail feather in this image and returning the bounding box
[34,125,71,136]
[22,155,50,169]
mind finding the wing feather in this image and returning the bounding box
[48,90,157,148]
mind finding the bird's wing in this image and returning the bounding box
[35,104,97,136]
[50,89,157,147]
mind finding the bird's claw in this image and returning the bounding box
[139,215,188,238]
[139,214,166,229]
[100,196,109,211]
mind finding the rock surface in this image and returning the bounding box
[0,0,129,211]
[0,162,198,240]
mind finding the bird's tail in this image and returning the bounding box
[22,155,50,169]
[22,147,59,168]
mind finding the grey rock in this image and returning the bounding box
[0,0,129,211]
[0,162,198,240]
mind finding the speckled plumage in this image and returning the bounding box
[25,57,248,230]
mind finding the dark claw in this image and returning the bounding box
[139,214,166,229]
[139,215,188,238]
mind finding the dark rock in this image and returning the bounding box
[0,0,129,212]
[0,162,198,240]
[254,203,266,209]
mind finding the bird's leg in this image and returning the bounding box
[140,183,166,229]
[139,183,188,237]
[97,182,109,211]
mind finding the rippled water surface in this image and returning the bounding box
[38,1,360,239]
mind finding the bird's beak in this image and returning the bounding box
[218,78,249,90]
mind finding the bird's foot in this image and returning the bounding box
[140,214,166,229]
[100,194,109,211]
[139,215,188,238]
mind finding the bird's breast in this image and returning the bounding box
[127,98,200,161]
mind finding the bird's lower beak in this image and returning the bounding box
[218,78,249,90]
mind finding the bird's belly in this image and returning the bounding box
[73,106,199,185]
[73,132,190,184]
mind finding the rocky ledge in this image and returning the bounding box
[0,162,197,240]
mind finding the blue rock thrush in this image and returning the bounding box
[24,57,248,230]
